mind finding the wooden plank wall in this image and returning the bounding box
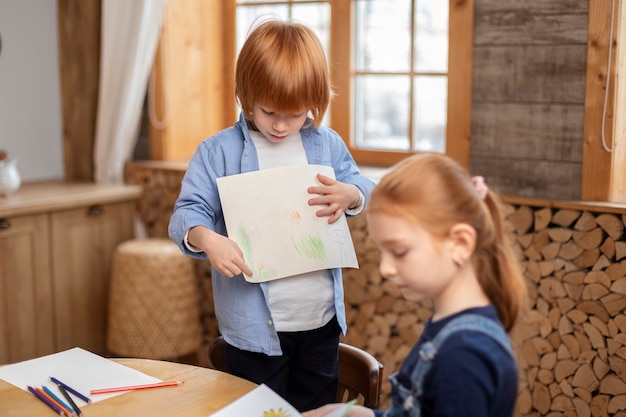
[470,0,589,200]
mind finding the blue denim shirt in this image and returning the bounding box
[169,112,375,355]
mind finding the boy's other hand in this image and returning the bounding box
[307,173,360,224]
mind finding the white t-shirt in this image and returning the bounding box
[249,130,335,332]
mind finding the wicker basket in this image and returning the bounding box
[107,238,201,360]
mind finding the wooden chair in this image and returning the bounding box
[208,336,384,409]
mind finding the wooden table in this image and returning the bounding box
[0,358,257,416]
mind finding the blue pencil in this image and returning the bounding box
[43,386,75,416]
[27,385,64,415]
[49,377,91,404]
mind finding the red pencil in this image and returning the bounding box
[90,380,184,395]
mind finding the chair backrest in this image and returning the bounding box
[336,342,383,409]
[208,336,383,409]
[208,335,228,372]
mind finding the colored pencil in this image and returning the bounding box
[27,385,64,415]
[50,377,91,404]
[90,380,184,395]
[43,386,76,416]
[57,384,83,416]
[36,387,74,417]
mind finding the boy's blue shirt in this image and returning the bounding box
[169,112,375,355]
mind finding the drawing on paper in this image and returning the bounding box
[238,226,278,281]
[263,408,292,417]
[291,233,326,260]
[287,208,327,260]
[216,164,359,283]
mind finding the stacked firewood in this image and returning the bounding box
[504,204,626,417]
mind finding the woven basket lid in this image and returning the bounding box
[107,238,201,359]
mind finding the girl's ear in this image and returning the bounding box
[448,223,476,266]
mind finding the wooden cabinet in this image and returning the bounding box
[0,181,142,364]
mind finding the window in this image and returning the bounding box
[353,0,448,154]
[230,0,473,168]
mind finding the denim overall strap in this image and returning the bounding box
[403,314,514,416]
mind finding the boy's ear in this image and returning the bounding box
[448,223,476,264]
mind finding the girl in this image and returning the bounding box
[304,153,527,416]
[168,19,374,411]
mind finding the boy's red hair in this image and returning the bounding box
[235,19,332,128]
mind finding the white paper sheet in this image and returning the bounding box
[216,164,358,282]
[0,347,161,404]
[209,384,355,417]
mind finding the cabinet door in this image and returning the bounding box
[50,201,135,355]
[0,214,55,364]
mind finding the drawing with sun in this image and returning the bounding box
[263,408,292,417]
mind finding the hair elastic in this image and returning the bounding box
[471,176,488,200]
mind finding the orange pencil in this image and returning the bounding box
[36,387,74,417]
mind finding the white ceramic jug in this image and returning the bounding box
[0,157,21,195]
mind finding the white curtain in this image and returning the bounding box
[93,0,166,184]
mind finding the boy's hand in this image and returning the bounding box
[189,226,253,278]
[307,174,360,224]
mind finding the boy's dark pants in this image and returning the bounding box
[225,316,340,412]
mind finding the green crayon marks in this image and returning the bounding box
[292,234,326,260]
[237,226,277,281]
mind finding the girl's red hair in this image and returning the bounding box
[367,153,527,331]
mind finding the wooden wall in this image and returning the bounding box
[470,0,589,200]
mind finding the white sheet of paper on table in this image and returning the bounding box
[0,347,161,403]
[216,164,359,282]
[209,383,356,417]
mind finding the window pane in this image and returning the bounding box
[413,75,446,152]
[414,0,448,72]
[291,4,331,55]
[354,75,410,150]
[355,0,411,72]
[239,0,312,2]
[236,4,330,53]
[236,6,289,52]
[292,4,331,126]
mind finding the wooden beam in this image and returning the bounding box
[222,0,237,127]
[328,0,353,151]
[150,0,226,162]
[57,0,101,181]
[609,0,626,201]
[446,0,475,170]
[581,0,620,201]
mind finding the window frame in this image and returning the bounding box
[223,0,474,169]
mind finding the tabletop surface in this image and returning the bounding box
[0,358,257,417]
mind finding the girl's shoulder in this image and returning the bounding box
[424,307,510,353]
